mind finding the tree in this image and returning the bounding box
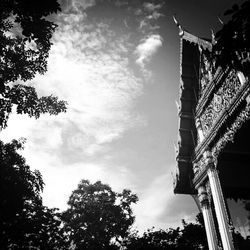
[213,0,250,74]
[0,0,60,91]
[0,139,69,249]
[0,0,67,129]
[176,214,208,250]
[125,213,208,250]
[0,84,67,129]
[62,179,138,250]
[125,228,180,250]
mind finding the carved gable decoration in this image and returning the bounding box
[200,70,242,137]
[200,51,215,92]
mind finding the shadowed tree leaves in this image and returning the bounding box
[125,228,180,250]
[177,213,208,250]
[0,0,60,90]
[125,213,208,250]
[62,179,138,250]
[213,0,250,73]
[0,84,67,129]
[0,139,69,249]
[0,0,67,129]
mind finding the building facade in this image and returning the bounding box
[174,24,250,250]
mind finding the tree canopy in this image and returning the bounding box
[0,0,67,129]
[0,139,69,249]
[213,0,250,73]
[0,0,61,90]
[62,179,138,250]
[125,213,208,250]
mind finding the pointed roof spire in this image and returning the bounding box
[211,29,216,45]
[173,15,184,37]
[217,16,224,25]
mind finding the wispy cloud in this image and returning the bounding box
[26,11,145,157]
[135,34,163,69]
[138,2,164,33]
[0,0,188,233]
[143,2,163,13]
[0,7,147,215]
[60,0,96,13]
[0,3,146,198]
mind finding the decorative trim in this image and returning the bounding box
[212,99,250,158]
[194,80,250,159]
[193,156,207,187]
[181,31,212,51]
[198,185,209,207]
[205,181,212,204]
[196,67,228,116]
[200,70,241,137]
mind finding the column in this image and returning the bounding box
[198,185,218,250]
[205,151,234,250]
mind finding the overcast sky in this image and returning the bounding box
[0,0,240,232]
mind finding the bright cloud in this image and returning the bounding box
[25,12,145,158]
[0,0,193,233]
[143,2,163,13]
[0,8,146,209]
[135,34,163,68]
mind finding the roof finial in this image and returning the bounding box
[217,16,224,25]
[211,29,216,44]
[173,15,184,37]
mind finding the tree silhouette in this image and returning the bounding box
[0,0,67,129]
[0,84,67,129]
[213,0,250,74]
[125,228,180,250]
[125,213,208,250]
[0,139,69,249]
[177,214,208,250]
[62,179,138,250]
[0,0,60,91]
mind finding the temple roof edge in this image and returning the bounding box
[173,16,212,51]
[182,31,212,51]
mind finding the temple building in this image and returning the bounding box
[173,22,250,250]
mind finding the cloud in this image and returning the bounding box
[0,6,145,190]
[0,0,190,233]
[133,173,199,232]
[22,12,145,158]
[135,34,163,68]
[137,1,164,35]
[59,0,96,13]
[143,2,163,13]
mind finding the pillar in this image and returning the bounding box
[198,185,218,250]
[204,151,234,250]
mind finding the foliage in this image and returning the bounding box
[62,179,138,250]
[0,139,69,249]
[125,213,208,250]
[177,213,208,250]
[0,0,60,90]
[213,0,250,73]
[0,0,67,129]
[0,84,67,129]
[125,228,180,250]
[233,230,250,249]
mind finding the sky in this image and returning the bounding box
[0,0,241,232]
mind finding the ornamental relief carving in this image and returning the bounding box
[199,70,242,137]
[193,156,206,178]
[212,102,250,158]
[200,52,215,92]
